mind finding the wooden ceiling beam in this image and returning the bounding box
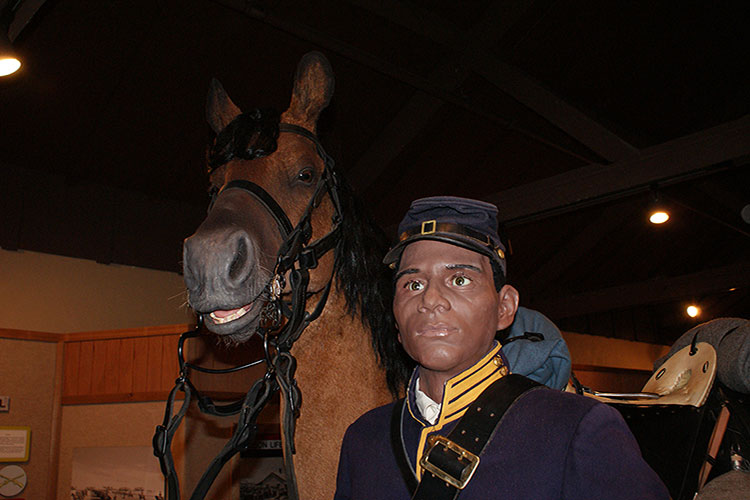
[211,0,514,126]
[214,0,617,190]
[347,0,637,165]
[487,114,750,224]
[465,52,639,162]
[524,201,634,290]
[6,0,47,41]
[529,261,750,320]
[345,0,533,190]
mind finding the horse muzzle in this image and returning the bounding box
[183,222,275,338]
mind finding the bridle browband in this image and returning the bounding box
[153,114,343,500]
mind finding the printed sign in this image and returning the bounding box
[0,428,30,463]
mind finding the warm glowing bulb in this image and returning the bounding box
[649,211,669,224]
[686,305,700,318]
[0,57,21,76]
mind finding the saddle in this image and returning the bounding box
[573,319,750,500]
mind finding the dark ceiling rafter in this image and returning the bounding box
[210,0,601,175]
[486,114,750,225]
[349,0,638,167]
[2,0,46,41]
[531,261,750,320]
[522,202,634,292]
[344,0,533,191]
[664,192,750,239]
[343,0,542,190]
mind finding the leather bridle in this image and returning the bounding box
[153,117,343,500]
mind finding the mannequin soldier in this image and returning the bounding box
[334,196,668,500]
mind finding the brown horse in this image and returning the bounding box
[182,52,401,499]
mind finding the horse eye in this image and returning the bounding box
[296,167,315,184]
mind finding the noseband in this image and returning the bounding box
[154,114,343,500]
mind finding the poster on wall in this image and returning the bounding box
[71,446,163,500]
[0,426,30,462]
[239,456,287,500]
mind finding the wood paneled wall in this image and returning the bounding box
[61,325,186,404]
[59,324,267,405]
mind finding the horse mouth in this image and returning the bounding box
[199,298,267,339]
[209,304,254,325]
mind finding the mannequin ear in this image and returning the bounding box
[496,285,520,331]
[206,78,242,134]
[280,51,334,132]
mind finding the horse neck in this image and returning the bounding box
[291,283,388,393]
[291,285,362,354]
[288,276,392,500]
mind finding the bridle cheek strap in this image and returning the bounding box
[219,179,294,237]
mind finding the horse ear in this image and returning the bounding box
[206,78,242,134]
[282,51,334,132]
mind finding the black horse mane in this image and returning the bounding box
[332,176,414,396]
[208,112,412,396]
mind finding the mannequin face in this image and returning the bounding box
[393,240,518,380]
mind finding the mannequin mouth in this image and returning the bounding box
[418,324,457,337]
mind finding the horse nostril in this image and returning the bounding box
[228,233,252,283]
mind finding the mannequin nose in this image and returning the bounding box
[419,283,450,313]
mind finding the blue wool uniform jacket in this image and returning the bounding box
[334,345,668,500]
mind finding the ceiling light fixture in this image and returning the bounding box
[0,0,21,77]
[648,186,670,225]
[649,210,669,224]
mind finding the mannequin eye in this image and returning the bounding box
[451,275,472,287]
[296,167,315,184]
[404,280,424,291]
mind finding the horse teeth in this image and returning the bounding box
[210,304,251,324]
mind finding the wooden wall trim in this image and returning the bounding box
[61,391,178,405]
[62,323,192,342]
[47,341,64,500]
[0,325,192,342]
[0,328,62,342]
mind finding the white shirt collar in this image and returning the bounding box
[414,378,441,425]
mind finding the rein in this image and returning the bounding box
[153,117,342,500]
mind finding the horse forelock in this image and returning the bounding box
[208,108,281,172]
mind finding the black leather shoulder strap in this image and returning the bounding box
[394,374,542,500]
[391,397,419,493]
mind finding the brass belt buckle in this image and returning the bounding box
[420,435,480,489]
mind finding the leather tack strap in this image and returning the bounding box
[409,374,542,500]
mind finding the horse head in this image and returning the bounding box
[183,52,337,343]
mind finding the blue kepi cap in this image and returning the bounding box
[383,196,506,275]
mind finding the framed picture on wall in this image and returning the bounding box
[0,426,31,462]
[71,446,164,500]
[238,455,287,500]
